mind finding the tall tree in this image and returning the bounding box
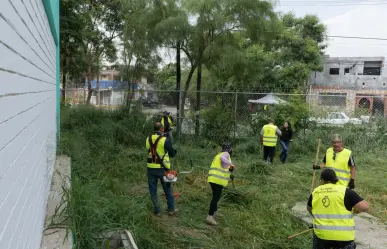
[180,0,277,135]
[60,0,88,99]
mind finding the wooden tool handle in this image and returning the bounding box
[287,228,313,239]
[310,138,321,194]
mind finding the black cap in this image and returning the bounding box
[320,168,338,183]
[221,141,232,153]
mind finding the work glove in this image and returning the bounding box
[229,166,234,172]
[312,164,320,170]
[230,175,235,181]
[348,179,355,189]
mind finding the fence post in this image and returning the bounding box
[234,92,238,139]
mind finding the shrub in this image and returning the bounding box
[201,100,234,144]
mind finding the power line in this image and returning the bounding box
[278,1,387,6]
[328,35,387,41]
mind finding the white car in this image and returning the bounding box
[309,112,363,126]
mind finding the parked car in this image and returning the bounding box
[308,112,363,126]
[141,98,159,108]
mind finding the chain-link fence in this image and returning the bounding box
[63,86,387,140]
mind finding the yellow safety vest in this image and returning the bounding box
[262,124,278,147]
[161,116,174,129]
[312,183,355,241]
[145,134,171,169]
[208,152,232,187]
[325,148,352,186]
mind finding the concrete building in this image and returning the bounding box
[0,1,60,249]
[309,56,387,117]
[87,71,158,106]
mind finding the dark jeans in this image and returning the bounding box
[208,182,223,216]
[263,146,276,162]
[279,140,290,162]
[313,233,356,249]
[147,168,174,214]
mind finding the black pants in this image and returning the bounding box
[263,146,276,162]
[208,182,223,216]
[313,233,356,249]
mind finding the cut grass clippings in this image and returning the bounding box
[60,105,387,249]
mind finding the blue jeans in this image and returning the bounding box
[279,140,289,162]
[147,168,174,214]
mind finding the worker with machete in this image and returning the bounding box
[313,134,356,189]
[146,122,177,217]
[206,141,235,226]
[307,169,369,249]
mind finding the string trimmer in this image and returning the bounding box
[162,160,194,198]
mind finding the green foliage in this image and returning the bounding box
[201,101,234,144]
[251,94,309,134]
[60,107,387,249]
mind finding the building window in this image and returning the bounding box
[318,92,347,106]
[344,68,350,74]
[363,67,381,75]
[363,61,382,75]
[329,68,340,75]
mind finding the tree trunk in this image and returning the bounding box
[86,64,92,104]
[181,65,196,118]
[96,69,100,105]
[195,63,202,137]
[62,71,66,102]
[176,41,181,138]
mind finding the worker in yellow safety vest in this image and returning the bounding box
[161,111,175,143]
[313,134,356,189]
[260,119,282,163]
[146,122,177,217]
[307,169,369,249]
[206,142,235,226]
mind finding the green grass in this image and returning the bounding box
[59,105,387,249]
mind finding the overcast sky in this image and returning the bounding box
[144,0,387,67]
[276,0,387,58]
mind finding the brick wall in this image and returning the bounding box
[311,86,387,116]
[0,0,57,249]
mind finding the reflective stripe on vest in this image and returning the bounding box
[145,134,171,169]
[208,152,232,187]
[262,124,278,147]
[325,148,352,186]
[312,183,355,241]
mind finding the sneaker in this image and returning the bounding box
[206,215,217,226]
[168,208,178,216]
[154,212,162,217]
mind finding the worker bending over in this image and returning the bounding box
[313,134,356,189]
[307,169,369,249]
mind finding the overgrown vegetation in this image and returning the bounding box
[60,106,387,249]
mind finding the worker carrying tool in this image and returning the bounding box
[146,122,177,217]
[307,168,369,249]
[161,111,175,143]
[312,134,356,189]
[260,118,282,163]
[206,141,235,226]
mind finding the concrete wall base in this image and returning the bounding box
[40,155,72,249]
